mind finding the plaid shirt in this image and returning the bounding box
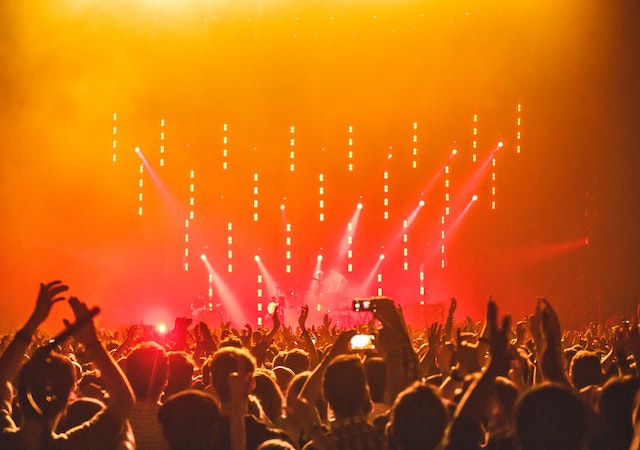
[305,415,386,450]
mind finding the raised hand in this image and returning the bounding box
[538,298,561,345]
[444,297,457,336]
[126,324,143,344]
[428,322,443,350]
[487,309,512,378]
[480,298,498,342]
[65,296,100,346]
[298,304,309,330]
[449,297,458,316]
[323,313,331,329]
[29,280,69,327]
[372,297,405,333]
[272,305,281,331]
[328,329,357,358]
[531,298,568,383]
[455,328,481,376]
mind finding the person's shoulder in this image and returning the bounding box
[245,415,294,446]
[0,427,22,448]
[57,410,132,449]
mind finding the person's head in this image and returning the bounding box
[272,352,286,368]
[598,375,640,449]
[285,370,328,421]
[515,382,589,450]
[56,397,105,432]
[164,351,196,399]
[200,357,212,387]
[443,414,485,450]
[569,349,602,389]
[283,349,309,374]
[257,439,296,450]
[209,346,256,403]
[387,381,448,450]
[564,344,583,370]
[16,347,76,423]
[322,355,371,418]
[122,341,169,401]
[218,334,243,348]
[514,321,528,341]
[253,369,285,424]
[284,371,311,409]
[487,376,519,431]
[272,366,295,394]
[364,357,386,404]
[158,390,220,450]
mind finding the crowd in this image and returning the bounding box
[2,280,640,449]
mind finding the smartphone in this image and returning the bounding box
[352,298,376,312]
[350,334,375,350]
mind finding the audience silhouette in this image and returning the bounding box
[2,281,640,449]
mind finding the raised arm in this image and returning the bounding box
[298,305,320,369]
[251,306,280,366]
[450,300,512,424]
[418,322,442,377]
[373,298,421,403]
[444,297,457,341]
[534,298,570,385]
[298,329,356,407]
[0,281,68,391]
[67,296,135,422]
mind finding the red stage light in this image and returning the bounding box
[472,194,478,202]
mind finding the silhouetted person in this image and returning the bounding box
[208,346,293,449]
[387,381,449,450]
[121,341,170,449]
[515,382,589,450]
[158,389,220,450]
[0,281,134,449]
[304,354,384,450]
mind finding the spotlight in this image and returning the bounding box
[280,204,285,211]
[419,200,425,207]
[497,141,504,148]
[134,147,141,154]
[317,254,323,262]
[254,255,261,262]
[451,149,458,156]
[472,194,479,202]
[379,254,385,260]
[156,324,167,334]
[200,254,207,261]
[357,202,363,210]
